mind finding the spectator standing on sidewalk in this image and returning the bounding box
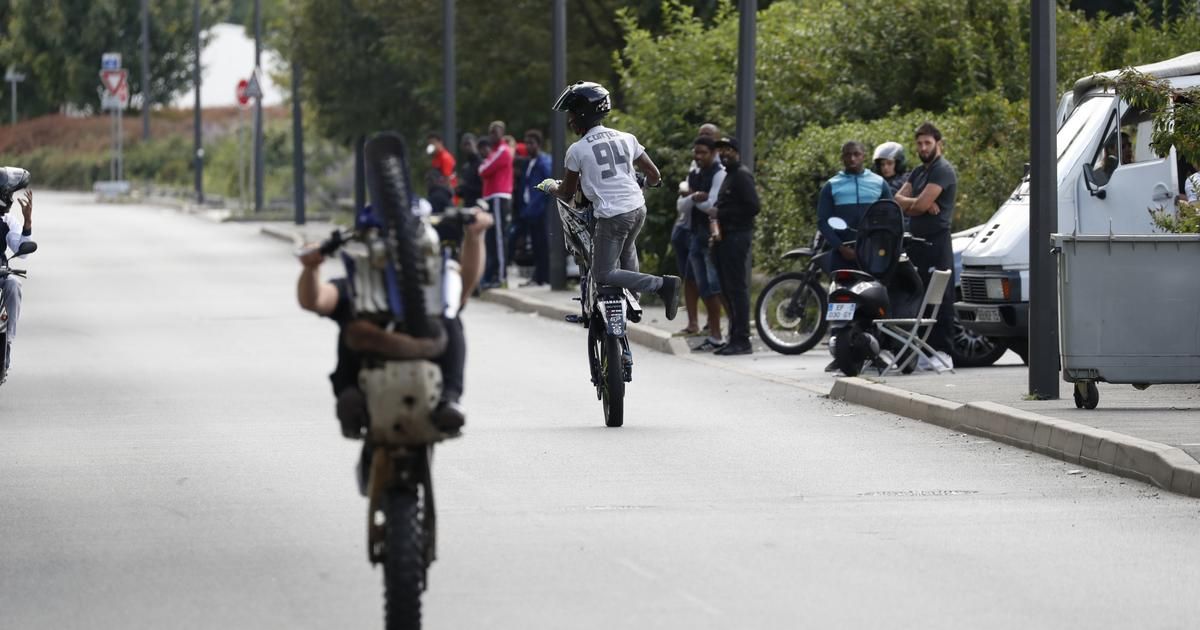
[872,141,909,195]
[427,132,457,194]
[519,129,553,286]
[894,121,956,358]
[672,123,722,338]
[711,136,759,356]
[479,121,515,288]
[679,135,728,351]
[817,141,892,272]
[456,133,484,209]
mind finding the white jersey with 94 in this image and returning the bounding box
[564,125,646,218]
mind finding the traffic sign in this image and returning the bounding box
[236,78,251,107]
[4,66,25,83]
[101,52,122,71]
[244,70,263,100]
[100,69,128,95]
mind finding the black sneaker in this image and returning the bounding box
[433,400,466,434]
[714,343,752,356]
[657,275,681,321]
[824,359,841,373]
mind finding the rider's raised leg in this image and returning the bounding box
[593,208,660,294]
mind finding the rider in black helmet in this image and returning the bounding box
[540,81,681,320]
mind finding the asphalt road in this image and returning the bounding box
[2,193,1199,629]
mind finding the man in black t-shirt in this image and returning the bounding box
[894,121,957,355]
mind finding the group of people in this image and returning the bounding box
[816,121,959,368]
[424,122,554,290]
[670,125,761,355]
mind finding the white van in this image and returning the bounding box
[955,51,1200,361]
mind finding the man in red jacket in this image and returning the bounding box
[426,132,458,193]
[479,120,514,288]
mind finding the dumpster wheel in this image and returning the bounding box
[1073,381,1099,409]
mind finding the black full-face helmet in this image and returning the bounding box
[0,167,30,212]
[553,81,611,131]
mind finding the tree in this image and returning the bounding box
[3,0,228,117]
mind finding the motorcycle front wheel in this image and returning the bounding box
[755,272,827,355]
[601,334,625,427]
[383,485,427,630]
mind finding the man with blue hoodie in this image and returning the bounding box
[816,141,892,272]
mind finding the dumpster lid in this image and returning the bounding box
[1053,232,1200,246]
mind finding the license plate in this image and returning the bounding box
[976,307,1001,323]
[827,303,856,321]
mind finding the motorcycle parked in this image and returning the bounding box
[826,201,929,376]
[754,228,832,355]
[555,195,641,428]
[0,240,36,385]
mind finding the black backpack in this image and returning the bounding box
[855,200,905,280]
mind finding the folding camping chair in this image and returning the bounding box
[874,268,954,375]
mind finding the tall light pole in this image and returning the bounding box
[193,0,204,203]
[292,59,305,225]
[253,0,264,213]
[1029,0,1058,399]
[735,0,757,171]
[443,0,455,156]
[549,0,568,290]
[141,0,151,140]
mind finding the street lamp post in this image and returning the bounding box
[443,0,455,157]
[735,0,757,170]
[549,0,568,290]
[141,0,151,140]
[254,0,264,213]
[193,0,204,204]
[1029,0,1059,399]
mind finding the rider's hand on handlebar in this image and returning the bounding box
[535,178,560,195]
[298,244,325,269]
[465,203,494,235]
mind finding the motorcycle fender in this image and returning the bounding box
[782,247,815,260]
[600,297,626,336]
[359,360,445,446]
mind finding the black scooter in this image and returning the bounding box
[826,200,926,377]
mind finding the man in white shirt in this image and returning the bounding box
[541,81,681,320]
[0,167,34,379]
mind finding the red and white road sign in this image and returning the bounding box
[100,69,127,95]
[236,78,251,107]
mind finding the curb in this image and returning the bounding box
[829,377,1200,498]
[478,288,686,356]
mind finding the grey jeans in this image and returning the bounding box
[593,207,662,294]
[1,276,20,369]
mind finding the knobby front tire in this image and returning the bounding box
[383,486,426,630]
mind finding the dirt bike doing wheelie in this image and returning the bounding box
[549,192,641,428]
[318,133,461,630]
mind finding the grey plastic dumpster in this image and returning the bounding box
[1052,233,1200,408]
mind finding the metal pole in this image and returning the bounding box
[735,0,757,171]
[253,0,264,212]
[193,0,203,203]
[548,0,568,290]
[292,60,305,225]
[10,81,16,126]
[354,135,366,212]
[443,0,455,155]
[141,0,151,140]
[238,108,246,210]
[1029,0,1058,399]
[111,109,117,181]
[117,107,124,180]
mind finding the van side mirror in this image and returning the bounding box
[15,240,36,256]
[1081,166,1107,200]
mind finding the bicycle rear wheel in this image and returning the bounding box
[601,334,624,427]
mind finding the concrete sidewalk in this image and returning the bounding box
[249,219,1200,499]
